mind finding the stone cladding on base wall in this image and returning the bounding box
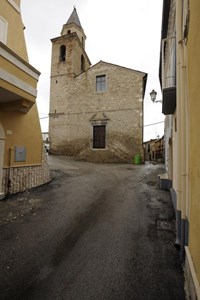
[2,148,51,195]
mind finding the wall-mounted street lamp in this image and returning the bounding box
[150,90,162,103]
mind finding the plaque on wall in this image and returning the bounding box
[15,146,26,162]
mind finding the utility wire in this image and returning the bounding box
[143,121,164,127]
[39,116,49,119]
[39,117,164,125]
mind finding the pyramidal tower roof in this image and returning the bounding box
[66,7,82,28]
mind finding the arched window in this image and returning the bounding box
[67,30,71,34]
[81,55,85,72]
[60,45,66,62]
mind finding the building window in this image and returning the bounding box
[96,75,106,92]
[59,45,66,62]
[81,55,85,72]
[93,125,106,149]
[67,30,71,34]
[0,17,8,44]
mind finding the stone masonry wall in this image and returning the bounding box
[2,148,51,195]
[49,62,145,162]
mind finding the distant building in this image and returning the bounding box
[143,139,156,161]
[49,8,147,163]
[0,0,50,198]
[42,132,49,144]
[143,136,164,162]
[154,136,165,162]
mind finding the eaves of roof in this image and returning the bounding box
[90,60,147,76]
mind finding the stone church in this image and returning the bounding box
[49,8,147,162]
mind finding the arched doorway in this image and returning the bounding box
[0,123,5,199]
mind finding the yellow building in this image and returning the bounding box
[0,0,50,198]
[160,0,200,298]
[186,0,200,298]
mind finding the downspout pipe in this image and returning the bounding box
[176,0,189,260]
[175,0,183,256]
[0,136,5,200]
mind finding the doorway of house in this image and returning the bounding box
[0,123,5,199]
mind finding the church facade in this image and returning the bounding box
[49,8,147,162]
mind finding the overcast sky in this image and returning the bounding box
[21,0,164,142]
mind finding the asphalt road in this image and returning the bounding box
[0,156,186,300]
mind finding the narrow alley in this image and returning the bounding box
[0,156,186,300]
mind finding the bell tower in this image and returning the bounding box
[50,7,90,80]
[49,8,91,153]
[61,7,86,49]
